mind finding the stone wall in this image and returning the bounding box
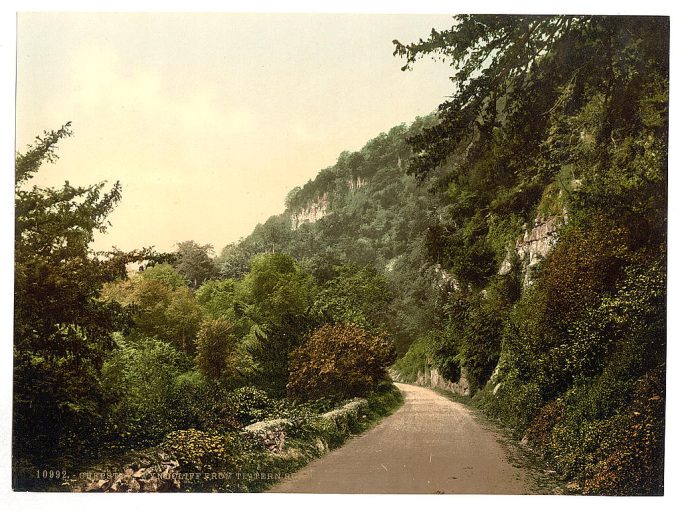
[394,367,471,396]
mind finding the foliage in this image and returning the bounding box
[102,269,203,354]
[391,334,433,382]
[439,271,519,389]
[194,317,242,384]
[393,15,667,495]
[236,253,319,394]
[215,242,253,279]
[13,15,668,497]
[173,240,217,289]
[239,253,317,327]
[139,262,186,289]
[228,386,283,425]
[393,16,668,291]
[195,278,237,318]
[220,117,445,353]
[166,372,243,433]
[311,264,393,329]
[162,429,251,473]
[247,313,320,397]
[13,124,149,474]
[101,338,193,449]
[581,366,665,495]
[288,324,396,401]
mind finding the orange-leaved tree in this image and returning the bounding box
[287,323,395,401]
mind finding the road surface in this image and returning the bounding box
[270,382,533,494]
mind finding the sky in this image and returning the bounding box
[16,12,457,254]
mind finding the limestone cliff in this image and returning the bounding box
[291,193,330,230]
[500,212,566,285]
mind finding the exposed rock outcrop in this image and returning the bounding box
[346,176,367,191]
[291,193,329,230]
[499,213,566,285]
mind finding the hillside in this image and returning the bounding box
[215,15,669,495]
[214,115,450,354]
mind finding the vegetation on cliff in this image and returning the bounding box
[393,15,667,495]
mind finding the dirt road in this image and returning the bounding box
[270,383,533,494]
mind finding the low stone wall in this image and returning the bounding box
[321,398,369,433]
[395,367,471,396]
[242,418,293,453]
[242,398,370,453]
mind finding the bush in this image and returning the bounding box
[287,323,396,401]
[481,376,544,434]
[101,338,193,449]
[168,372,242,433]
[162,429,231,472]
[582,366,665,495]
[228,386,284,425]
[161,428,266,490]
[392,334,432,382]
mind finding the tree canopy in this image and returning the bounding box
[14,124,149,468]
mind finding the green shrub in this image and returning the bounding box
[101,338,193,449]
[194,317,242,384]
[162,429,231,472]
[168,372,242,433]
[392,334,432,381]
[582,366,665,495]
[481,375,543,434]
[228,386,283,424]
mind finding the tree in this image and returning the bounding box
[215,242,252,279]
[284,185,302,210]
[392,16,668,495]
[196,278,237,318]
[102,271,204,355]
[236,253,318,395]
[311,264,392,329]
[194,317,241,383]
[164,286,204,354]
[174,240,217,289]
[140,262,186,289]
[14,124,148,477]
[394,16,669,288]
[100,337,192,448]
[239,253,317,328]
[287,323,396,401]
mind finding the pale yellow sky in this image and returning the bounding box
[16,12,455,254]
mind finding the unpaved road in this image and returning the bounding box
[270,383,533,494]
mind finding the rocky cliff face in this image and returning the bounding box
[500,212,566,285]
[291,193,329,230]
[290,178,368,230]
[346,176,367,192]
